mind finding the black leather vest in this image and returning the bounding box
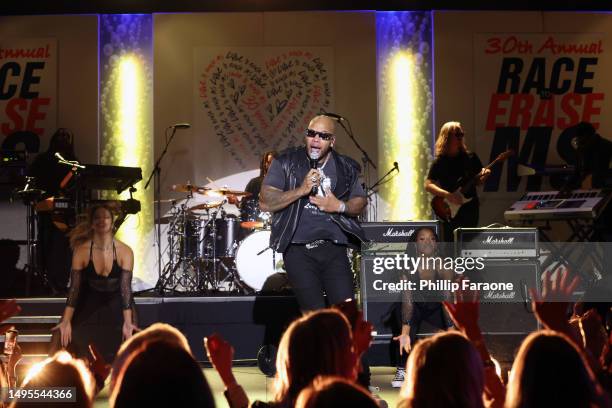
[268,146,366,253]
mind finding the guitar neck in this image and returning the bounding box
[458,152,511,193]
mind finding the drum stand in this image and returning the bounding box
[198,207,242,293]
[216,260,251,293]
[156,199,201,294]
[14,178,48,295]
[198,208,219,292]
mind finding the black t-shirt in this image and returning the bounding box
[245,176,263,198]
[263,155,365,244]
[427,152,484,200]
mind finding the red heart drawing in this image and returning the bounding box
[198,50,332,169]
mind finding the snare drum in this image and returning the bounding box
[235,230,283,291]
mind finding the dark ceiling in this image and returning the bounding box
[2,0,612,15]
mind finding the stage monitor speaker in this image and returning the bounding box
[455,227,540,335]
[469,260,540,334]
[360,221,440,339]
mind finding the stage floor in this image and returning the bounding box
[93,366,401,408]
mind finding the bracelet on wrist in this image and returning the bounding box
[338,201,346,213]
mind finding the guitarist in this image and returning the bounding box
[425,121,491,241]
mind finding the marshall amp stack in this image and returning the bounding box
[455,227,540,338]
[456,227,539,260]
[360,221,441,341]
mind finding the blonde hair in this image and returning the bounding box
[12,351,95,408]
[434,121,467,156]
[274,309,355,407]
[67,204,115,250]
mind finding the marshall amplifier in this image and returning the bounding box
[359,221,441,340]
[455,227,540,336]
[362,221,442,248]
[454,227,539,260]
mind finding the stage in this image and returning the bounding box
[6,294,301,363]
[5,294,526,376]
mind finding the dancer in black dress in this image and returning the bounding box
[52,204,139,362]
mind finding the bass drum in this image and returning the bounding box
[235,230,283,291]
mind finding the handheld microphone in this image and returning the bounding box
[393,161,400,172]
[309,151,320,196]
[170,123,191,129]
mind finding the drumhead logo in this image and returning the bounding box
[382,228,415,238]
[482,236,515,245]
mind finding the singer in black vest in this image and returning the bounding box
[260,115,367,311]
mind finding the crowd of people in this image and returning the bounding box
[1,116,610,407]
[1,265,612,407]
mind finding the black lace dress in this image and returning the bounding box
[63,241,133,362]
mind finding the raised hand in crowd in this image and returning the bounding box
[88,343,111,392]
[333,299,373,363]
[339,300,373,355]
[6,342,22,388]
[529,265,580,337]
[204,333,249,408]
[204,333,237,388]
[443,277,480,336]
[0,299,20,334]
[570,309,608,371]
[443,280,506,406]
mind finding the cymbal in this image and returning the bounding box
[14,188,46,197]
[240,221,265,229]
[204,188,252,197]
[171,184,210,194]
[188,201,224,211]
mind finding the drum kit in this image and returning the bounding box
[156,183,283,294]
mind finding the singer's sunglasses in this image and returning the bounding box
[305,129,334,141]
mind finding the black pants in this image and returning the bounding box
[283,241,371,386]
[283,241,354,311]
[441,199,479,242]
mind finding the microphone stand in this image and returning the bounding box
[336,118,377,220]
[144,126,178,293]
[367,164,399,198]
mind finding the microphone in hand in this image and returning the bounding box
[309,152,320,196]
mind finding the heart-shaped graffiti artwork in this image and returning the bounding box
[198,49,332,169]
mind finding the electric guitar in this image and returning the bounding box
[431,150,514,221]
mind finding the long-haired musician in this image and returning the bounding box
[425,121,490,240]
